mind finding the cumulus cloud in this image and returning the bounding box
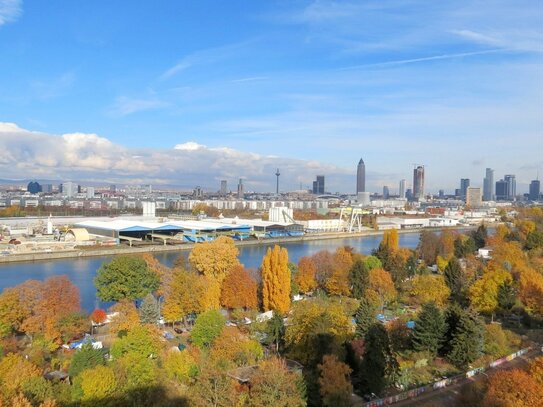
[0,122,354,191]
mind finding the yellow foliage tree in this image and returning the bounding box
[261,245,291,315]
[296,257,318,294]
[162,269,206,322]
[79,365,117,401]
[469,268,512,314]
[220,265,258,310]
[188,236,240,283]
[409,274,450,306]
[163,348,199,382]
[368,268,397,310]
[318,354,353,407]
[382,229,399,252]
[209,326,264,367]
[529,356,543,385]
[0,354,41,397]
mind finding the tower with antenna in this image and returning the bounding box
[275,168,280,194]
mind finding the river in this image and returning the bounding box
[0,233,421,312]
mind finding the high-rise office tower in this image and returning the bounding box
[504,174,516,200]
[483,168,494,201]
[495,179,508,200]
[312,175,325,195]
[383,186,390,199]
[460,178,470,200]
[62,181,75,198]
[529,179,540,201]
[356,158,365,193]
[220,180,227,195]
[413,165,425,200]
[237,178,244,199]
[399,179,406,198]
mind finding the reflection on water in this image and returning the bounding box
[0,233,421,311]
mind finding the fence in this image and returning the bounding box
[365,347,531,407]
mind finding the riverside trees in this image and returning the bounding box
[2,215,543,406]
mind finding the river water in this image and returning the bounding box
[0,233,421,311]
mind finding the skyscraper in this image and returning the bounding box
[495,179,508,200]
[466,187,482,208]
[483,168,494,201]
[312,175,325,195]
[356,158,365,193]
[413,166,425,200]
[399,179,406,199]
[383,186,390,199]
[529,179,541,201]
[460,178,470,200]
[220,180,227,195]
[504,174,516,200]
[237,178,244,199]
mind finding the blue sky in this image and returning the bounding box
[1,0,543,193]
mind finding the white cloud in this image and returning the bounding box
[0,0,21,26]
[110,96,169,116]
[0,122,354,191]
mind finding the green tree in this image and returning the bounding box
[525,230,543,250]
[110,325,160,360]
[354,298,376,339]
[139,293,159,324]
[411,302,446,355]
[446,309,484,369]
[266,313,286,353]
[21,377,53,406]
[444,257,465,304]
[404,255,418,278]
[68,343,106,377]
[190,310,225,349]
[471,225,487,249]
[497,280,517,311]
[349,259,369,299]
[358,324,398,396]
[363,255,382,271]
[94,256,159,302]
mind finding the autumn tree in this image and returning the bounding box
[262,245,291,315]
[209,327,264,367]
[90,309,107,325]
[484,369,542,407]
[142,253,174,297]
[349,259,369,300]
[163,348,199,383]
[324,247,353,296]
[188,236,240,283]
[94,256,159,302]
[417,231,440,265]
[409,274,450,307]
[318,355,352,407]
[497,280,517,311]
[161,268,206,323]
[189,362,239,407]
[0,353,41,398]
[110,325,160,360]
[220,265,258,310]
[108,299,140,335]
[469,267,512,315]
[411,302,446,355]
[368,268,397,311]
[296,257,318,294]
[190,310,225,349]
[518,267,543,314]
[248,358,307,407]
[529,356,543,385]
[77,365,117,402]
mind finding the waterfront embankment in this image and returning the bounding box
[0,226,477,264]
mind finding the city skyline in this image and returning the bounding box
[1,1,543,192]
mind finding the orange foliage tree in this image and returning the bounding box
[368,268,397,310]
[162,269,206,323]
[318,354,353,407]
[261,245,291,315]
[220,265,258,310]
[518,267,543,314]
[484,369,542,407]
[296,256,318,294]
[90,309,107,324]
[324,247,353,296]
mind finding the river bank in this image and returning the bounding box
[0,226,477,264]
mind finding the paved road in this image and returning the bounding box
[392,348,541,407]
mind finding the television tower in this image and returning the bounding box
[275,168,280,194]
